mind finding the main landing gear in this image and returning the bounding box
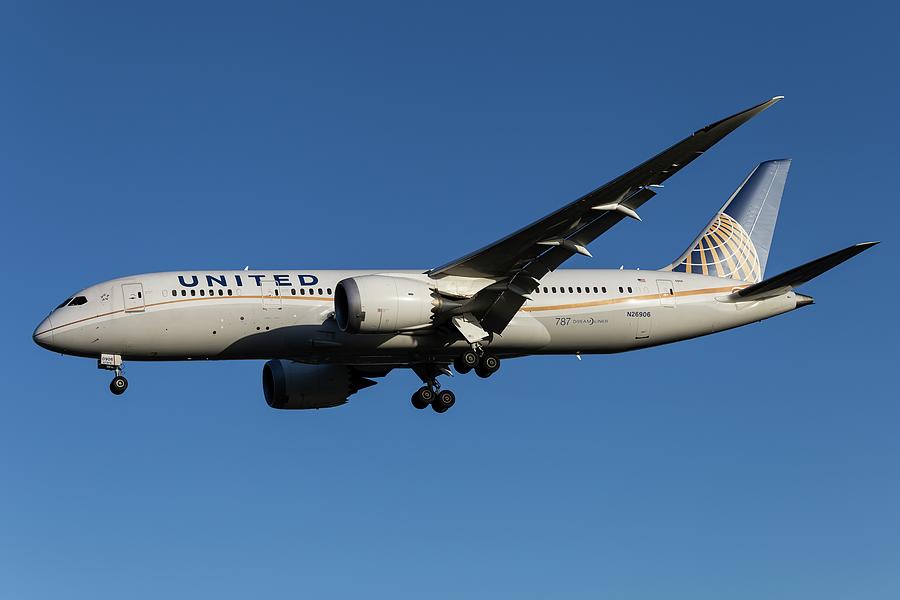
[410,348,501,413]
[410,363,457,414]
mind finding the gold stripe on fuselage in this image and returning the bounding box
[38,284,748,336]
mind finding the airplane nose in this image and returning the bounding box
[33,314,55,350]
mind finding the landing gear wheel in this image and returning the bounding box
[453,350,479,374]
[481,353,500,371]
[432,389,456,413]
[475,353,500,378]
[411,386,434,409]
[110,375,128,395]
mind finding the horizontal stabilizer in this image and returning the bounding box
[728,242,878,301]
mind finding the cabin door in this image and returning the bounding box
[261,279,282,310]
[657,279,676,307]
[122,283,145,312]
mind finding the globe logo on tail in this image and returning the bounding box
[671,212,762,283]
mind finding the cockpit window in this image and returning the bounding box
[67,296,88,306]
[56,297,74,309]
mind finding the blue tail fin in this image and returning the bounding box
[664,159,790,283]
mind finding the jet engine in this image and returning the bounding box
[334,275,458,334]
[262,360,375,409]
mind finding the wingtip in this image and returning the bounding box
[772,95,785,101]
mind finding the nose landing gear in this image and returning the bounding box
[99,354,128,396]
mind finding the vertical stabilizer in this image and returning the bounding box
[664,159,790,282]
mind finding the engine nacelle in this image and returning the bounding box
[262,360,374,410]
[334,275,447,334]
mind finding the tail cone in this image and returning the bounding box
[795,293,815,308]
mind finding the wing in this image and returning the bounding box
[429,96,783,334]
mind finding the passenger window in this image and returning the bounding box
[551,287,557,293]
[200,290,205,296]
[627,287,632,293]
[137,292,142,299]
[181,290,187,296]
[318,288,323,295]
[171,289,176,296]
[191,290,196,296]
[602,287,607,293]
[576,287,582,293]
[218,289,224,296]
[593,287,598,293]
[275,289,279,296]
[568,287,573,293]
[327,288,332,295]
[618,287,623,293]
[227,289,233,296]
[543,287,548,293]
[300,289,306,295]
[291,288,296,295]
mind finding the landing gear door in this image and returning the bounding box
[261,279,282,310]
[657,279,676,307]
[122,283,145,312]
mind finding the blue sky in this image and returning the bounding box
[1,2,898,598]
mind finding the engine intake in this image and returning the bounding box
[334,275,455,334]
[262,360,375,410]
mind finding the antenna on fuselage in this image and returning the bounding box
[243,266,249,271]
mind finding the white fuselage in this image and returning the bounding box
[33,268,803,365]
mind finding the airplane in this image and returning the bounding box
[32,96,877,413]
